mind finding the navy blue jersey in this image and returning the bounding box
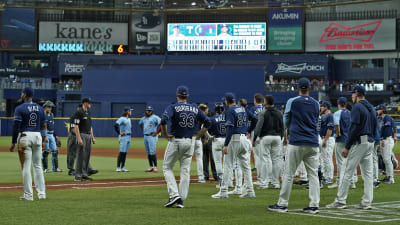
[246,108,258,133]
[45,112,55,132]
[334,109,351,143]
[161,102,211,138]
[320,113,335,137]
[284,96,320,147]
[345,100,376,149]
[209,114,226,138]
[381,114,395,139]
[249,105,265,117]
[14,102,46,132]
[225,105,248,134]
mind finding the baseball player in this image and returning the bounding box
[376,104,396,184]
[9,87,47,201]
[208,102,226,188]
[326,85,376,210]
[253,95,284,189]
[41,101,62,173]
[373,109,381,188]
[139,105,161,172]
[249,94,267,185]
[328,97,351,189]
[161,85,211,208]
[212,92,255,199]
[268,78,320,213]
[193,105,206,183]
[114,107,133,172]
[73,98,96,181]
[319,100,335,185]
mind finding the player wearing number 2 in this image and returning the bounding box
[10,87,47,201]
[161,85,211,208]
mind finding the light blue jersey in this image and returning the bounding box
[116,117,132,135]
[139,115,161,135]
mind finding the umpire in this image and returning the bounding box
[67,104,81,176]
[73,98,96,181]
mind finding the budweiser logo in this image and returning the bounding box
[320,20,381,42]
[275,63,324,74]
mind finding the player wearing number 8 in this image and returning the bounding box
[161,85,211,208]
[10,87,47,201]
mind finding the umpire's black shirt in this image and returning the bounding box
[74,109,92,134]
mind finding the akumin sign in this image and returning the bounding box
[38,22,128,52]
[306,19,396,52]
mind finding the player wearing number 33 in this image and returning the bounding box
[161,85,211,208]
[10,87,47,201]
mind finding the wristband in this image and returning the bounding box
[41,129,48,137]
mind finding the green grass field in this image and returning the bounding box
[0,136,399,225]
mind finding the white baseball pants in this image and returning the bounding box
[212,138,225,179]
[321,137,335,180]
[381,137,394,178]
[193,139,204,180]
[260,136,282,186]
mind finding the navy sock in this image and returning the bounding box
[148,155,153,167]
[121,152,127,168]
[117,152,122,168]
[152,155,157,167]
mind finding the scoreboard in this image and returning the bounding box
[167,22,266,51]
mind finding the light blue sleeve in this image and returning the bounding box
[138,117,144,126]
[283,97,295,127]
[333,110,341,126]
[116,117,122,125]
[154,115,161,126]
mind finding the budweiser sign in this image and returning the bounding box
[275,63,324,74]
[320,20,381,42]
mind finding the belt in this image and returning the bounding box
[121,134,131,136]
[81,132,91,135]
[144,134,152,136]
[47,131,54,134]
[232,133,246,136]
[174,136,191,139]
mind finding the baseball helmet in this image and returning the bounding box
[43,100,55,108]
[214,102,225,114]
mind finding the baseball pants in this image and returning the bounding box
[212,137,225,180]
[281,141,288,177]
[163,137,194,200]
[202,140,217,180]
[144,135,158,155]
[296,162,308,181]
[220,134,254,195]
[229,155,243,191]
[119,135,131,153]
[260,136,282,186]
[335,142,358,185]
[334,141,374,206]
[373,145,379,182]
[321,137,335,181]
[381,137,394,179]
[67,134,77,171]
[18,132,46,200]
[278,144,320,208]
[75,133,92,179]
[193,139,204,181]
[45,134,59,171]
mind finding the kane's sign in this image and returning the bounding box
[306,19,396,52]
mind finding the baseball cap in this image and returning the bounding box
[145,105,153,111]
[176,85,189,96]
[351,85,366,95]
[221,24,228,28]
[124,106,133,112]
[298,77,311,89]
[337,97,347,105]
[320,100,331,109]
[43,100,55,108]
[82,98,91,103]
[22,87,34,97]
[376,104,387,111]
[223,92,236,102]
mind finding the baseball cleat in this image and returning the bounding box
[198,179,206,183]
[268,204,288,213]
[228,189,242,195]
[328,183,338,189]
[152,168,159,172]
[74,177,82,182]
[88,170,99,176]
[121,168,129,172]
[303,207,319,214]
[19,196,33,201]
[326,202,347,209]
[239,192,256,199]
[38,196,46,200]
[351,183,356,189]
[272,184,280,189]
[68,170,75,176]
[373,181,380,188]
[294,180,308,185]
[144,168,153,172]
[211,191,228,199]
[82,176,93,181]
[55,168,63,172]
[256,185,269,190]
[355,204,372,210]
[176,199,184,208]
[164,196,181,207]
[43,169,50,173]
[116,167,121,172]
[382,177,395,184]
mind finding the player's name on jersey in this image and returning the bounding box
[234,107,246,113]
[174,105,199,113]
[215,115,225,122]
[28,106,40,112]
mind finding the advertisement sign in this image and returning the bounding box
[131,13,164,51]
[305,19,396,52]
[267,62,327,76]
[167,22,266,51]
[0,8,35,49]
[60,63,86,75]
[38,22,128,52]
[268,8,303,51]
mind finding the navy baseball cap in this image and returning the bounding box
[321,100,331,109]
[82,98,91,103]
[337,97,347,105]
[351,85,366,95]
[22,87,34,97]
[124,106,133,112]
[376,104,386,111]
[298,77,311,89]
[145,105,153,111]
[176,85,189,96]
[223,92,236,102]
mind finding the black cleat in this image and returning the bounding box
[68,169,75,176]
[164,196,181,208]
[88,170,99,176]
[82,176,93,181]
[294,180,308,185]
[176,199,184,208]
